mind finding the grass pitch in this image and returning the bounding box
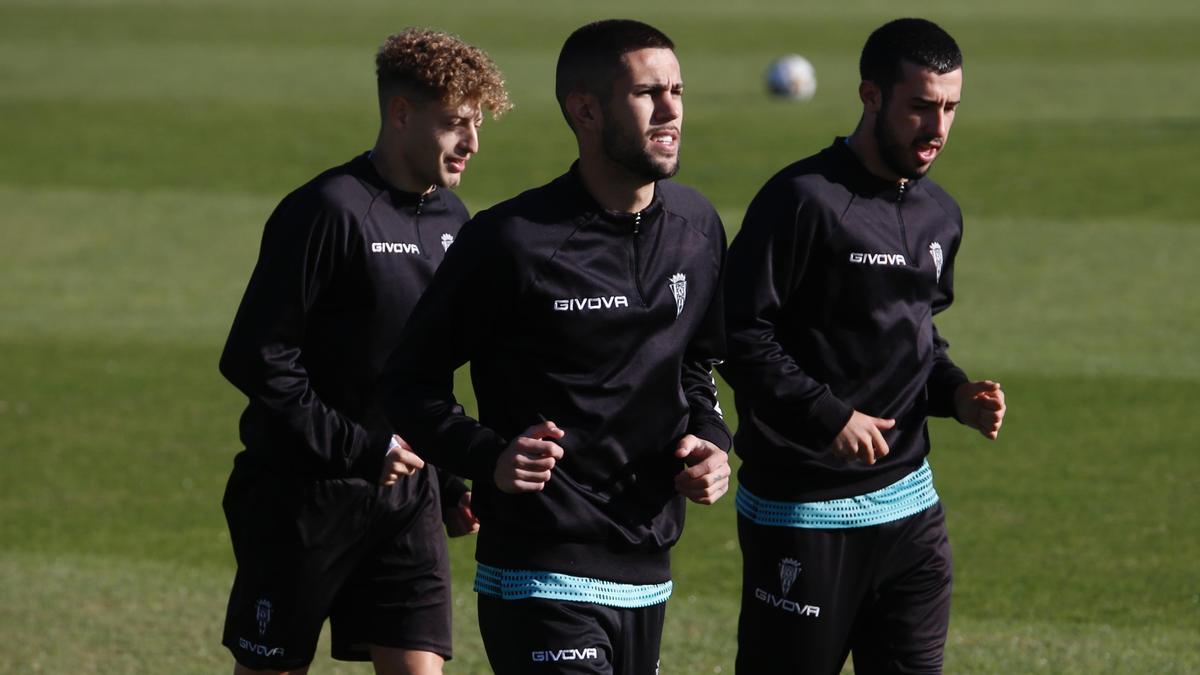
[2,1,1198,672]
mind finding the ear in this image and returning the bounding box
[859,81,883,114]
[565,91,602,133]
[386,95,412,131]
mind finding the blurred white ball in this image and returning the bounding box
[766,54,817,101]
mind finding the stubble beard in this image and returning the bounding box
[873,99,929,181]
[600,114,679,182]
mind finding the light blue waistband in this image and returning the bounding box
[736,460,939,529]
[474,563,673,608]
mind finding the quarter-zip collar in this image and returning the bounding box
[831,137,923,200]
[353,151,444,211]
[559,161,665,229]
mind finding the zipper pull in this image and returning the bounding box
[416,195,425,216]
[633,211,641,235]
[896,180,907,203]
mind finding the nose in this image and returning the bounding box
[926,107,951,139]
[461,124,479,155]
[653,90,681,124]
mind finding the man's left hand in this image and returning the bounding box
[954,380,1006,440]
[445,491,480,537]
[674,435,731,505]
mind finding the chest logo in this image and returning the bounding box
[553,295,630,312]
[929,242,944,282]
[440,233,454,252]
[371,242,420,255]
[848,252,906,266]
[669,273,687,317]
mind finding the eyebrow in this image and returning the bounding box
[633,82,684,91]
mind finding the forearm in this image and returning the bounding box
[682,359,733,451]
[220,339,391,477]
[926,323,969,419]
[388,390,508,480]
[719,337,853,446]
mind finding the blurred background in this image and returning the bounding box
[1,0,1197,672]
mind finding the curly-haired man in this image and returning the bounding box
[218,28,509,674]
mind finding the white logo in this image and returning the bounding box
[710,369,724,418]
[531,647,600,662]
[239,637,286,658]
[255,598,272,637]
[779,558,801,597]
[929,242,944,282]
[849,252,907,266]
[552,295,629,312]
[753,558,820,618]
[754,588,822,617]
[669,273,687,317]
[371,242,421,254]
[441,233,454,251]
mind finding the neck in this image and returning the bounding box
[846,120,903,185]
[370,136,434,195]
[577,150,655,213]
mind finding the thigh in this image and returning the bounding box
[330,487,452,661]
[851,504,952,675]
[736,514,873,675]
[478,595,616,675]
[615,602,666,675]
[222,472,371,671]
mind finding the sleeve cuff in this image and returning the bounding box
[464,434,509,484]
[436,468,471,513]
[809,389,854,447]
[349,429,394,482]
[928,368,970,420]
[688,418,733,452]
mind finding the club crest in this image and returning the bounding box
[255,598,273,637]
[929,242,944,283]
[668,273,687,317]
[779,558,801,597]
[440,233,454,252]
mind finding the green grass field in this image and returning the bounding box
[2,0,1198,672]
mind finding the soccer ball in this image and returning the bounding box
[766,54,817,101]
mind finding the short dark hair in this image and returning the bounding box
[859,18,962,94]
[555,19,675,128]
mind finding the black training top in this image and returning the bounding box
[220,153,470,511]
[720,138,969,503]
[382,164,731,585]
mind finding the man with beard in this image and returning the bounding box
[380,19,731,675]
[719,18,1006,674]
[218,29,508,675]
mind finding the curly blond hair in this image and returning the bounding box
[376,28,511,118]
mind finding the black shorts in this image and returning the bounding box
[221,465,452,671]
[736,503,952,675]
[478,595,666,675]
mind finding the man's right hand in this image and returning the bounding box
[494,420,565,494]
[380,434,426,486]
[830,411,895,465]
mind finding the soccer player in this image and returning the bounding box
[720,18,1006,674]
[217,29,509,675]
[381,19,732,675]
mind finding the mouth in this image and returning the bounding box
[445,157,468,174]
[649,128,679,151]
[914,140,942,164]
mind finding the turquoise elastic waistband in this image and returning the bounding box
[474,563,673,608]
[736,460,939,529]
